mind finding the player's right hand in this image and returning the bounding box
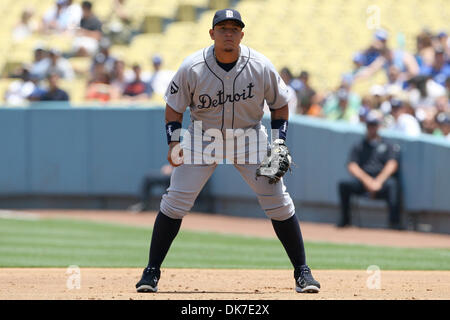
[168,142,184,167]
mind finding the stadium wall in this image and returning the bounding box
[1,104,449,233]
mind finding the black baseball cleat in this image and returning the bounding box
[295,265,321,293]
[136,267,160,293]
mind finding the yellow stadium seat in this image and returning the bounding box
[2,0,450,103]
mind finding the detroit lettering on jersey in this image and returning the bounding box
[197,82,254,109]
[164,44,290,134]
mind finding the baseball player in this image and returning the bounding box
[136,8,321,294]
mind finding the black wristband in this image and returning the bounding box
[166,121,182,145]
[271,119,288,141]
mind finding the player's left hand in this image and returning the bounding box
[256,139,292,184]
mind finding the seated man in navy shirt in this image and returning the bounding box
[337,110,402,230]
[122,64,151,100]
[40,72,70,101]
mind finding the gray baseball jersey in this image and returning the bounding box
[160,44,295,221]
[164,44,290,134]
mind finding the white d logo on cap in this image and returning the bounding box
[226,10,234,18]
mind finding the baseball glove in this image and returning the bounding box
[256,139,292,184]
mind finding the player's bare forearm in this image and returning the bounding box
[165,104,183,124]
[270,104,289,121]
[375,159,398,185]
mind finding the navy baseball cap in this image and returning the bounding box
[212,9,245,29]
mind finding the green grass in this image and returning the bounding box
[0,217,449,270]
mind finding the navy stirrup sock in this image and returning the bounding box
[148,211,182,269]
[271,214,306,268]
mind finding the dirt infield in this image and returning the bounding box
[1,268,449,300]
[1,209,450,300]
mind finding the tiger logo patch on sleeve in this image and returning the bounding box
[170,81,179,94]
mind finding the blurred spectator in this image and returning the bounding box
[369,85,385,109]
[85,63,120,102]
[59,0,82,32]
[306,96,324,117]
[445,76,450,99]
[415,95,448,130]
[123,64,151,100]
[279,67,294,85]
[352,52,366,72]
[436,31,449,57]
[406,75,446,109]
[41,0,67,34]
[295,71,319,116]
[142,55,176,96]
[339,74,354,93]
[337,109,402,230]
[415,30,435,67]
[340,53,365,85]
[103,0,134,45]
[421,112,439,135]
[420,46,450,87]
[42,49,75,80]
[386,65,406,90]
[354,31,419,85]
[4,66,36,105]
[30,46,49,80]
[435,112,450,140]
[385,82,403,99]
[361,29,389,67]
[110,60,128,94]
[279,67,301,91]
[40,73,69,101]
[90,38,117,76]
[279,67,298,115]
[323,88,360,123]
[12,8,38,42]
[72,1,103,57]
[358,95,375,123]
[388,99,421,136]
[28,75,47,101]
[61,0,83,31]
[435,95,449,113]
